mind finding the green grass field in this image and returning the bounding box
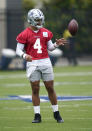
[0,66,92,131]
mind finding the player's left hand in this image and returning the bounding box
[56,38,68,46]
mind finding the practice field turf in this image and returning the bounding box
[0,66,92,131]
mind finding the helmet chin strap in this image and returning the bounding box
[30,24,42,31]
[36,25,43,29]
[29,22,43,29]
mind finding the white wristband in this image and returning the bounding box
[22,53,27,59]
[54,42,59,48]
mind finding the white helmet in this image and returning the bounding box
[27,9,45,29]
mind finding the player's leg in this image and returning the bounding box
[43,80,57,105]
[30,81,40,106]
[42,66,64,123]
[44,80,64,123]
[28,67,41,123]
[30,80,41,123]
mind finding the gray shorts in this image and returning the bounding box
[28,65,54,82]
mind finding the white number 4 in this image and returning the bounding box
[34,38,42,53]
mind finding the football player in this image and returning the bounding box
[16,9,67,123]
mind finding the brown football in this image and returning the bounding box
[68,19,78,36]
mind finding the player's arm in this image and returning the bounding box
[47,38,67,51]
[47,40,59,51]
[16,43,32,62]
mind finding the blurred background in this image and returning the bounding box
[0,0,92,70]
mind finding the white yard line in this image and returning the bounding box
[55,72,92,76]
[73,128,92,130]
[60,103,92,108]
[2,103,92,111]
[0,81,92,88]
[0,72,92,79]
[0,116,92,121]
[4,126,35,129]
[3,126,92,130]
[0,74,26,79]
[0,116,31,120]
[66,118,92,120]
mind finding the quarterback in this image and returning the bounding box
[16,9,67,123]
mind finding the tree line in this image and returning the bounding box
[23,0,92,55]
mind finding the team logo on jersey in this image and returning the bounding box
[43,32,48,37]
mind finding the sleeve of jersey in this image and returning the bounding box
[16,31,27,44]
[47,31,53,41]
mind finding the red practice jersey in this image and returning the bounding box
[16,27,53,60]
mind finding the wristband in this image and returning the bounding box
[22,53,26,59]
[54,42,59,48]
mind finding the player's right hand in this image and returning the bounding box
[25,54,32,62]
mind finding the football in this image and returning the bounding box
[68,19,78,36]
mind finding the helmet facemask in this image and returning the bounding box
[27,9,45,29]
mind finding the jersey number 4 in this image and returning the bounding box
[34,38,42,53]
